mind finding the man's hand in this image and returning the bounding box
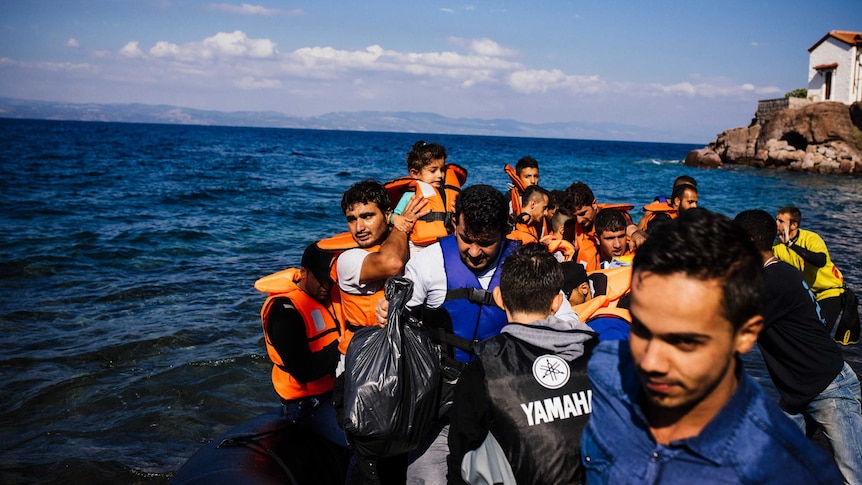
[391,193,431,234]
[778,225,792,246]
[627,224,648,250]
[374,297,389,326]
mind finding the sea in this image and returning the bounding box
[1,118,860,484]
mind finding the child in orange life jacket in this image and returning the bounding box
[388,141,465,255]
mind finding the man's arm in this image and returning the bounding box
[786,241,827,268]
[359,194,429,283]
[777,229,828,268]
[626,224,648,250]
[267,299,339,382]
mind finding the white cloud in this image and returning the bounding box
[469,38,517,57]
[120,41,144,58]
[650,81,781,97]
[236,76,281,89]
[140,31,277,61]
[440,8,455,13]
[509,69,603,94]
[204,31,277,58]
[448,37,516,57]
[207,3,280,16]
[150,41,181,58]
[65,38,80,48]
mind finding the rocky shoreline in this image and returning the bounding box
[686,101,862,174]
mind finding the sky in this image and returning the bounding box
[0,1,859,143]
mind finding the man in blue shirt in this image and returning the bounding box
[581,209,841,484]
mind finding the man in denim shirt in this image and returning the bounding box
[581,209,841,484]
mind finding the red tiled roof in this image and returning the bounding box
[808,30,862,52]
[813,62,839,70]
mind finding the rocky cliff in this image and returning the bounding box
[686,101,862,174]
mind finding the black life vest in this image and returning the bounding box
[476,332,596,485]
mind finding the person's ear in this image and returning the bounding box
[549,293,563,315]
[492,286,506,311]
[734,314,763,354]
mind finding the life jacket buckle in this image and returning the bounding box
[467,288,494,306]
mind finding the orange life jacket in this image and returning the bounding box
[598,203,635,226]
[539,235,576,262]
[384,164,467,246]
[507,221,540,244]
[328,245,386,354]
[255,268,340,401]
[638,198,678,231]
[572,266,633,323]
[504,164,528,216]
[575,231,601,272]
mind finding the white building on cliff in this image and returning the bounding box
[807,30,862,104]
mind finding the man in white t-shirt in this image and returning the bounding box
[333,179,428,355]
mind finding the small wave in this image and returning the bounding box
[634,158,683,165]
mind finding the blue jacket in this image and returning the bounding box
[580,341,842,484]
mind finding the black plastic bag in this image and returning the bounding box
[342,277,441,458]
[834,286,860,345]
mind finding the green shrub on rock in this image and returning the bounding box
[785,88,808,99]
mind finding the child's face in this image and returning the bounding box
[411,158,445,188]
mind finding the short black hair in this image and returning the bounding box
[515,156,539,175]
[734,209,777,252]
[549,189,568,212]
[454,184,509,238]
[521,184,549,207]
[565,182,595,209]
[633,208,762,330]
[341,179,391,215]
[673,175,697,188]
[777,206,802,225]
[499,243,563,315]
[671,183,697,205]
[594,208,627,235]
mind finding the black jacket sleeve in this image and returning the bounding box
[447,360,492,485]
[266,297,340,383]
[788,241,827,268]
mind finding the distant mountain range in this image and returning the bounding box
[0,97,694,143]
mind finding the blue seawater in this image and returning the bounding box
[0,119,860,483]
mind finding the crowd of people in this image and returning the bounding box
[254,140,861,484]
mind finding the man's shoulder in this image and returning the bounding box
[797,228,827,247]
[405,241,443,272]
[764,260,804,281]
[586,340,633,390]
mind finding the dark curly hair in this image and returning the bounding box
[340,179,391,215]
[734,209,776,253]
[406,140,447,173]
[454,184,509,238]
[565,182,595,210]
[633,208,762,330]
[594,208,627,235]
